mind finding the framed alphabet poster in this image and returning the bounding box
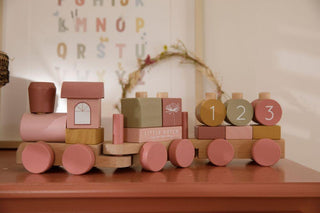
[0,0,196,140]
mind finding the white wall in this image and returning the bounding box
[204,0,320,171]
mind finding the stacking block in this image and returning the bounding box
[21,141,54,174]
[112,114,124,144]
[28,82,56,113]
[66,128,104,145]
[182,112,188,139]
[196,93,226,127]
[252,92,282,126]
[225,93,253,126]
[66,99,101,129]
[124,126,182,143]
[162,98,182,127]
[195,125,225,139]
[225,126,252,140]
[20,113,67,142]
[121,98,162,128]
[61,82,104,129]
[252,125,281,140]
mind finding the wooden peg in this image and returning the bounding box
[259,92,271,100]
[157,92,168,98]
[205,92,217,100]
[135,91,148,98]
[113,114,124,144]
[232,92,243,99]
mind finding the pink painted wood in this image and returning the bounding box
[252,138,281,166]
[169,139,195,168]
[162,98,182,127]
[28,82,56,113]
[225,126,252,140]
[112,114,124,144]
[21,141,54,174]
[62,144,95,175]
[207,139,234,166]
[195,125,226,139]
[252,99,282,126]
[140,142,167,172]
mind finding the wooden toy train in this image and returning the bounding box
[16,82,284,175]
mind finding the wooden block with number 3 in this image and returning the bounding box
[195,93,226,127]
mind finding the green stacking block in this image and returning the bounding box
[121,98,162,128]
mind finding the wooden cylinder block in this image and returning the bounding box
[196,99,226,127]
[225,97,253,126]
[62,144,95,175]
[135,91,148,98]
[20,113,67,142]
[113,114,124,144]
[252,94,282,126]
[21,141,54,174]
[28,82,56,113]
[169,139,195,168]
[207,139,234,166]
[140,142,167,172]
[156,92,169,98]
[252,138,281,166]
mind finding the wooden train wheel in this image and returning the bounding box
[62,144,95,175]
[140,142,167,172]
[207,139,234,166]
[252,138,281,166]
[21,141,54,174]
[169,139,195,168]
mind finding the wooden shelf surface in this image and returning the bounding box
[0,150,320,213]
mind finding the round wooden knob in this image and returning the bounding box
[195,99,226,127]
[259,92,271,100]
[207,139,234,166]
[22,141,54,174]
[225,98,253,126]
[140,142,167,172]
[156,92,168,98]
[28,82,56,113]
[62,144,95,175]
[232,92,243,99]
[252,139,281,166]
[205,93,217,100]
[252,98,282,126]
[169,139,194,168]
[135,91,148,98]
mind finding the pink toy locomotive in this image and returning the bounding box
[17,82,284,175]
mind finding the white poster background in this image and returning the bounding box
[0,0,196,140]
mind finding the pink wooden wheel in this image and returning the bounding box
[252,138,281,166]
[22,141,54,174]
[207,139,234,166]
[140,142,167,172]
[169,139,195,168]
[62,144,95,175]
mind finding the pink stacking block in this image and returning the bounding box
[195,125,226,139]
[124,126,182,143]
[20,113,67,142]
[252,99,282,126]
[113,114,124,144]
[22,141,54,174]
[162,98,182,127]
[225,126,252,140]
